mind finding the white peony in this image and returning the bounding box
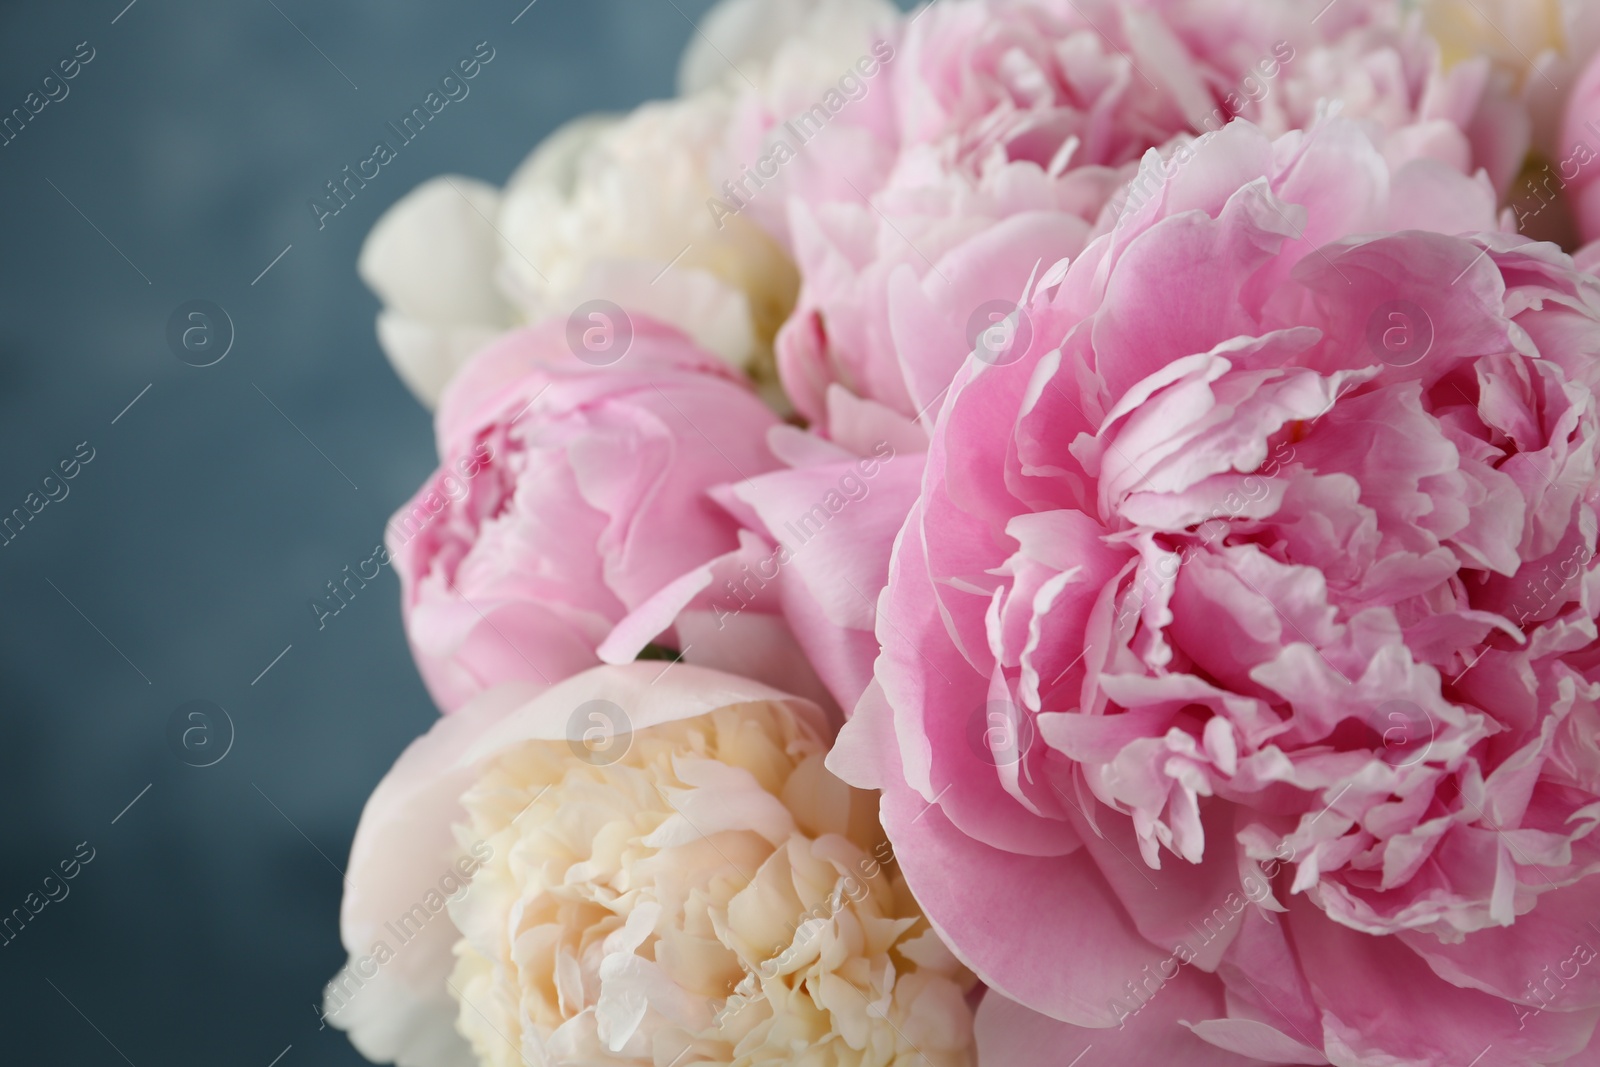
[493,97,799,390]
[359,0,895,409]
[359,175,516,408]
[327,664,974,1067]
[678,0,898,103]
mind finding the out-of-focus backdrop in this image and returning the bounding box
[0,1,846,1061]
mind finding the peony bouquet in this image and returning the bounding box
[327,1,1600,1063]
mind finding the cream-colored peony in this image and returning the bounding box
[493,97,799,391]
[1422,0,1572,76]
[327,664,974,1067]
[359,175,517,409]
[1419,0,1600,152]
[359,99,796,410]
[359,0,894,409]
[678,0,898,102]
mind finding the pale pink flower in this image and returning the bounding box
[738,0,1522,436]
[387,319,829,713]
[689,0,1527,717]
[833,115,1600,1065]
[1560,51,1600,245]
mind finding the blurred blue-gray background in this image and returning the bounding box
[0,1,747,1062]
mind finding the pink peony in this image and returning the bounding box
[388,318,827,712]
[831,115,1600,1065]
[693,0,1527,720]
[1561,51,1600,246]
[599,383,928,714]
[741,0,1522,437]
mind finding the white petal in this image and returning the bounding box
[360,175,511,327]
[374,312,503,410]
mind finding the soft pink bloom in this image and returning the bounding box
[732,0,1522,437]
[601,383,927,713]
[694,0,1524,717]
[832,115,1600,1065]
[388,319,828,712]
[1562,51,1600,246]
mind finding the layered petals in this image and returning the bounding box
[326,664,974,1067]
[387,321,797,711]
[842,114,1600,1065]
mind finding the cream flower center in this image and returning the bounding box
[447,701,973,1067]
